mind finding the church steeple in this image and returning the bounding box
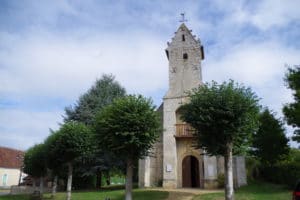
[165,23,204,98]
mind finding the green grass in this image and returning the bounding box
[0,181,293,200]
[192,181,292,200]
[0,189,168,200]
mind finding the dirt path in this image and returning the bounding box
[147,188,222,200]
[166,191,194,200]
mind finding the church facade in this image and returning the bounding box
[138,23,247,189]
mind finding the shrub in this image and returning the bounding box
[217,173,225,188]
[260,161,300,188]
[246,157,260,181]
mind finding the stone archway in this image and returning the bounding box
[182,155,200,188]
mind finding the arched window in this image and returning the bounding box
[182,34,185,41]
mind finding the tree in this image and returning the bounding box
[64,74,126,125]
[252,108,290,165]
[180,81,260,200]
[44,130,65,197]
[283,67,300,142]
[49,122,93,200]
[23,143,47,195]
[94,95,161,200]
[64,74,126,188]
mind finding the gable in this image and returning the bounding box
[167,23,200,49]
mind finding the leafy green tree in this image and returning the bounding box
[180,81,260,200]
[283,67,300,142]
[64,74,126,125]
[64,74,126,188]
[49,122,93,200]
[94,95,161,200]
[252,109,290,165]
[44,130,65,197]
[23,143,47,194]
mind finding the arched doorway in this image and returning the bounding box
[182,155,200,188]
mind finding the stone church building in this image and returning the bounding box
[139,23,247,189]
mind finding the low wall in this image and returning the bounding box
[10,185,52,195]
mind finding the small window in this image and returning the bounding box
[2,174,8,186]
[183,53,188,59]
[182,35,185,41]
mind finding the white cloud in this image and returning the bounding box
[0,29,170,151]
[205,42,299,87]
[0,109,62,150]
[250,0,300,30]
[204,40,299,120]
[0,30,168,101]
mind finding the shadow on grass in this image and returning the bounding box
[0,189,169,200]
[192,181,291,200]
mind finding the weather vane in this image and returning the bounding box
[179,13,188,23]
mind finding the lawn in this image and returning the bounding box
[192,181,292,200]
[0,189,168,200]
[0,181,293,200]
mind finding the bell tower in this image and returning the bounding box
[162,23,204,188]
[139,19,247,190]
[165,23,204,98]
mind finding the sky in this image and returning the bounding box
[0,0,300,150]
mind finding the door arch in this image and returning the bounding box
[182,155,200,188]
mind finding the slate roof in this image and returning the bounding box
[0,146,24,169]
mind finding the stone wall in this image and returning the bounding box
[162,97,180,188]
[138,104,164,187]
[10,185,51,195]
[233,156,247,188]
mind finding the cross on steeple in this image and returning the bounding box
[179,13,188,23]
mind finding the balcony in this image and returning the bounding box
[175,123,196,138]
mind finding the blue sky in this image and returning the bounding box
[0,0,300,150]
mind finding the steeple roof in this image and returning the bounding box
[167,23,201,48]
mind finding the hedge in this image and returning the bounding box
[260,161,300,188]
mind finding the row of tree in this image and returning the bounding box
[24,75,161,200]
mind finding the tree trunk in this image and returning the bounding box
[224,143,234,200]
[33,178,37,191]
[51,175,58,197]
[107,173,111,186]
[18,167,22,185]
[39,177,44,195]
[125,159,133,200]
[66,162,73,200]
[96,170,102,189]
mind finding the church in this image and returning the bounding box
[138,22,247,189]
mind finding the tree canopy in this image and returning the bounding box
[181,80,260,156]
[94,95,160,160]
[252,108,290,165]
[49,122,93,165]
[64,74,126,125]
[23,143,47,178]
[283,67,300,142]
